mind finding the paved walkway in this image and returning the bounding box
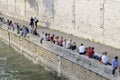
[0,14,120,60]
[0,14,120,79]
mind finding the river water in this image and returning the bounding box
[0,40,62,80]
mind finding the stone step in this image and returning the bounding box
[113,73,120,80]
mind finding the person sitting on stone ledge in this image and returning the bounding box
[71,42,77,51]
[16,23,20,34]
[66,39,72,49]
[79,43,86,55]
[39,32,44,44]
[58,36,63,46]
[44,33,48,41]
[13,22,17,31]
[2,17,5,24]
[99,52,105,63]
[54,36,59,45]
[7,20,13,31]
[19,25,23,31]
[33,28,38,36]
[101,52,111,65]
[0,17,5,27]
[86,47,91,55]
[24,26,29,38]
[50,34,55,43]
[93,52,102,60]
[47,33,50,41]
[0,17,2,26]
[87,47,94,58]
[20,25,27,38]
[6,19,10,29]
[10,20,14,31]
[62,39,66,48]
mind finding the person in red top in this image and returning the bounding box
[58,36,63,46]
[87,47,94,58]
[50,34,55,43]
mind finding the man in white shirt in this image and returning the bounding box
[101,52,111,65]
[40,32,44,44]
[62,39,66,48]
[79,43,85,55]
[66,39,72,49]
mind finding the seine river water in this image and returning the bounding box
[0,40,62,80]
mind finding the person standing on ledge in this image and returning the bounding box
[111,56,119,77]
[34,17,39,28]
[29,17,34,34]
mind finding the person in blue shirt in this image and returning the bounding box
[111,56,119,76]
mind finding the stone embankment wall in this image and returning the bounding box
[0,0,120,49]
[0,26,112,80]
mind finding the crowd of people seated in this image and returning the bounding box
[0,16,119,77]
[0,17,30,38]
[39,32,111,64]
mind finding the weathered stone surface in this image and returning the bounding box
[0,0,120,49]
[0,26,114,80]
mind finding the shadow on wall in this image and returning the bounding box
[27,0,39,15]
[42,0,54,12]
[27,0,54,28]
[27,0,54,16]
[42,0,55,18]
[42,0,54,28]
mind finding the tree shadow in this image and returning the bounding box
[27,0,55,28]
[27,0,55,17]
[42,0,54,18]
[42,0,54,12]
[27,0,39,15]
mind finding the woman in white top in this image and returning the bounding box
[66,39,72,49]
[62,39,67,48]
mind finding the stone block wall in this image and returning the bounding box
[0,27,112,80]
[0,0,120,49]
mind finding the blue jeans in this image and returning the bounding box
[112,67,117,76]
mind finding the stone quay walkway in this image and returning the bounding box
[0,14,120,60]
[0,14,120,80]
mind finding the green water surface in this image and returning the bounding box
[0,39,62,80]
